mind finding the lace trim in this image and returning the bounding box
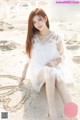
[32,32,59,46]
[38,32,54,45]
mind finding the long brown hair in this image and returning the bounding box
[26,8,50,58]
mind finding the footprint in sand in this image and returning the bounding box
[0,28,4,31]
[72,56,80,64]
[66,44,80,50]
[0,41,17,51]
[66,39,80,50]
[0,22,14,31]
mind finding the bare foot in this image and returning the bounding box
[48,113,57,120]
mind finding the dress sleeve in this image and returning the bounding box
[56,33,66,62]
[22,53,31,65]
[26,54,31,63]
[56,32,64,43]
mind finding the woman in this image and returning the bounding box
[19,8,72,120]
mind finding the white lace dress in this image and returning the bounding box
[25,31,71,92]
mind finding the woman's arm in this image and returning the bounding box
[21,63,29,78]
[19,63,29,85]
[46,57,62,67]
[46,34,65,67]
[56,34,65,63]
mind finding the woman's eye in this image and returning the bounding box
[39,19,42,21]
[33,18,42,24]
[33,21,36,24]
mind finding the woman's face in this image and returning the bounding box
[32,15,47,31]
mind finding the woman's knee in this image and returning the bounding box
[49,73,55,81]
[38,67,56,83]
[56,78,65,86]
[46,72,56,86]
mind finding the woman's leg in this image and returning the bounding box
[56,80,78,120]
[45,73,57,120]
[56,79,72,104]
[37,68,57,120]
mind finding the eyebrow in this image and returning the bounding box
[33,16,42,23]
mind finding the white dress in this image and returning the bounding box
[25,31,70,92]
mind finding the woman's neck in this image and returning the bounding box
[39,27,51,37]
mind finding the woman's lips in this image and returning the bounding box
[38,26,42,29]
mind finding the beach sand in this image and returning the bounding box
[0,0,80,120]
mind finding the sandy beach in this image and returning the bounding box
[0,0,80,120]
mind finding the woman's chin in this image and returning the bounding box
[38,28,44,32]
[37,27,44,31]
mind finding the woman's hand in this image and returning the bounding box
[46,58,61,67]
[18,77,25,86]
[46,60,57,67]
[18,63,29,86]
